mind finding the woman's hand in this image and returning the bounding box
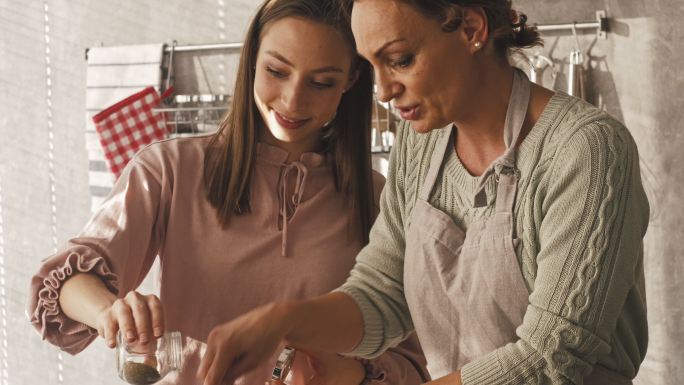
[95,290,165,348]
[267,350,365,385]
[197,293,366,385]
[58,273,165,349]
[198,302,293,385]
[296,350,366,385]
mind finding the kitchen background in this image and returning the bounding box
[1,0,682,384]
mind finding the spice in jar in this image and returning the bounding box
[121,361,162,385]
[116,331,183,385]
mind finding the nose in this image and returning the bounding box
[280,78,308,113]
[374,69,401,103]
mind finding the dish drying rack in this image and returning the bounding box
[156,92,396,152]
[157,94,230,137]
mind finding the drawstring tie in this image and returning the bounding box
[279,161,309,257]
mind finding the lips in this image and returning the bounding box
[271,110,310,130]
[396,105,421,121]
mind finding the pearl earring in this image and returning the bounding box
[474,41,483,50]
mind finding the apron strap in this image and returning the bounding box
[472,68,531,208]
[495,172,519,214]
[418,125,454,202]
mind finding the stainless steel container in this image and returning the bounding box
[567,49,585,99]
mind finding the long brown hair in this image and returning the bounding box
[204,0,375,242]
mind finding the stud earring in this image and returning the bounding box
[474,41,483,50]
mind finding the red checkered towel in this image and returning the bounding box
[92,86,172,178]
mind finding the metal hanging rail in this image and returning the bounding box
[162,11,609,54]
[164,42,243,53]
[88,9,610,60]
[533,10,608,39]
[85,41,243,60]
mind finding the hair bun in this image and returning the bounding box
[511,12,528,30]
[509,10,540,49]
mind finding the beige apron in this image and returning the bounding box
[403,69,631,384]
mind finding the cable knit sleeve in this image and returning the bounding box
[336,121,416,357]
[461,119,650,384]
[26,149,169,355]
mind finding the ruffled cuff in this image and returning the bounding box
[28,251,119,354]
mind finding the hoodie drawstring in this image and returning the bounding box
[279,162,309,257]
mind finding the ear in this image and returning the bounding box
[461,7,489,54]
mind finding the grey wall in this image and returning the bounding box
[1,0,682,384]
[515,1,684,384]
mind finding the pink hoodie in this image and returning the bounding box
[27,134,427,384]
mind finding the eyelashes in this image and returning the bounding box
[266,67,286,78]
[265,66,335,89]
[390,54,414,69]
[311,81,335,89]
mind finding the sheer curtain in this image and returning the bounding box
[1,1,257,384]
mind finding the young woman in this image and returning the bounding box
[27,1,428,384]
[196,1,650,385]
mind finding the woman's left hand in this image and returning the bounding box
[267,350,365,385]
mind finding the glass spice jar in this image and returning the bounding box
[116,330,183,385]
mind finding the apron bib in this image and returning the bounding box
[403,69,631,384]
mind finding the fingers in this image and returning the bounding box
[198,334,235,385]
[146,295,165,338]
[203,344,235,385]
[112,297,136,343]
[199,328,255,385]
[222,355,259,385]
[97,291,164,348]
[197,345,215,382]
[97,311,118,348]
[197,304,289,385]
[126,291,152,344]
[295,351,365,385]
[302,354,326,385]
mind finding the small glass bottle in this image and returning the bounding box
[116,330,183,385]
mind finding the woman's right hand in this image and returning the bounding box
[198,302,293,385]
[198,293,364,385]
[95,291,165,348]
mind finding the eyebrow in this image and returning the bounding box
[265,50,344,74]
[372,38,407,58]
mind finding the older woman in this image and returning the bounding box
[198,1,649,384]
